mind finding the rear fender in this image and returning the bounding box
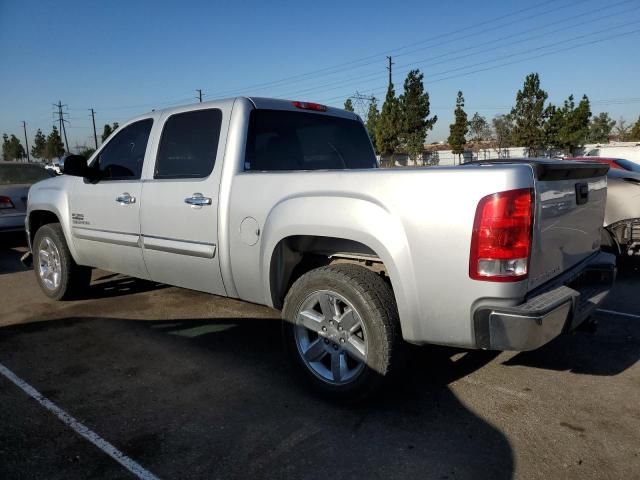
[261,194,421,340]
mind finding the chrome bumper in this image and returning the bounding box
[473,251,616,351]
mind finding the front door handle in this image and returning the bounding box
[116,192,136,205]
[185,193,212,208]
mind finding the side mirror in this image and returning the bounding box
[62,155,88,177]
[62,155,101,182]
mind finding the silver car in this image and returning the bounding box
[0,163,53,234]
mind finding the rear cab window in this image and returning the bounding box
[245,109,377,171]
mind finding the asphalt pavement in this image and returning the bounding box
[0,240,638,480]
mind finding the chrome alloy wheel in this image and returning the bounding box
[294,290,368,384]
[38,236,62,290]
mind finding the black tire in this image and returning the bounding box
[282,263,402,402]
[33,223,91,300]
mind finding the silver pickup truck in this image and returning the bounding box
[24,97,616,399]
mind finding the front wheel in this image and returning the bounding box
[33,223,91,300]
[282,264,401,401]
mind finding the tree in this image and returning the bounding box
[468,112,490,142]
[492,114,513,157]
[560,95,591,154]
[448,91,468,161]
[398,69,437,163]
[45,126,65,160]
[629,116,640,141]
[31,129,47,159]
[544,95,591,154]
[615,118,630,141]
[375,82,401,163]
[343,98,354,112]
[101,124,113,142]
[101,122,119,143]
[510,73,548,156]
[589,112,616,143]
[544,104,563,150]
[365,97,380,154]
[79,147,96,159]
[2,134,25,161]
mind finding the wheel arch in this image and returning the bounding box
[27,178,80,263]
[260,194,420,341]
[28,210,61,245]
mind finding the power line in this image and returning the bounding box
[279,1,638,100]
[316,23,640,104]
[349,92,376,121]
[28,0,625,119]
[204,0,582,99]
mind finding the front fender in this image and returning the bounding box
[260,193,421,340]
[27,177,79,262]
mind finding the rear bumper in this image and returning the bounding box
[473,251,616,351]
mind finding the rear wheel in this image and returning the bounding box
[283,264,401,401]
[33,223,91,300]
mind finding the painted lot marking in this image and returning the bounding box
[0,363,161,480]
[596,308,640,320]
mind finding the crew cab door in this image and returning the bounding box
[69,118,153,278]
[139,106,227,296]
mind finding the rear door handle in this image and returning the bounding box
[116,192,136,205]
[185,193,212,208]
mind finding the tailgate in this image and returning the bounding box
[528,161,609,290]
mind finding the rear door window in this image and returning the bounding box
[245,109,376,171]
[154,109,223,179]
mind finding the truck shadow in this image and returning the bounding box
[0,242,29,275]
[0,317,514,480]
[83,273,167,299]
[502,314,639,375]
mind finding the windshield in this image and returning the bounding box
[615,158,640,172]
[245,109,377,171]
[0,164,53,185]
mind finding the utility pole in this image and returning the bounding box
[54,100,69,152]
[386,56,394,86]
[21,121,30,162]
[349,92,376,122]
[89,108,98,149]
[196,89,203,103]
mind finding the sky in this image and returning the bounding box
[1,0,639,151]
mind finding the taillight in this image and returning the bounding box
[469,188,533,282]
[292,101,327,112]
[0,196,15,210]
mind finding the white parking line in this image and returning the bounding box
[0,363,161,480]
[596,308,640,319]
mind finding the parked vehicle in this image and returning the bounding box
[44,162,62,175]
[563,157,640,258]
[568,156,640,173]
[0,163,54,234]
[23,98,615,399]
[582,142,640,164]
[600,169,640,257]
